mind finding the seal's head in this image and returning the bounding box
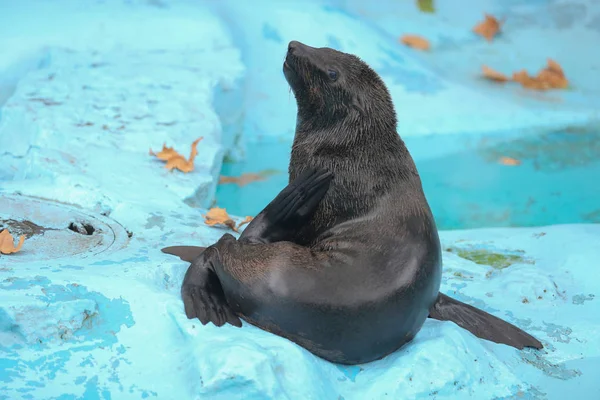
[283,40,396,133]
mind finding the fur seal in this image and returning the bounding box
[162,40,542,364]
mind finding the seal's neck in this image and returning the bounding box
[290,112,420,184]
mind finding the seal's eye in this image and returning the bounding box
[327,69,338,81]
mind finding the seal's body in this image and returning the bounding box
[163,41,542,364]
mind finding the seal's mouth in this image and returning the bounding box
[283,41,313,91]
[283,54,296,74]
[283,53,300,90]
[284,40,310,76]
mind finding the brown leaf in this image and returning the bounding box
[237,216,253,230]
[149,144,178,161]
[546,59,564,75]
[481,65,509,82]
[473,14,501,42]
[219,169,281,187]
[150,137,203,173]
[499,156,521,166]
[511,59,568,91]
[536,58,568,89]
[0,229,25,255]
[203,207,237,231]
[511,70,548,90]
[400,35,430,51]
[219,173,266,187]
[203,208,255,233]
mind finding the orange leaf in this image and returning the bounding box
[150,137,203,173]
[149,144,178,161]
[536,59,568,89]
[481,65,509,82]
[511,60,568,91]
[473,14,501,42]
[237,216,254,230]
[219,169,281,187]
[499,156,521,166]
[203,207,238,231]
[536,70,568,90]
[165,155,194,172]
[400,34,430,51]
[512,70,530,85]
[511,70,543,90]
[546,58,564,75]
[0,229,25,255]
[219,173,266,187]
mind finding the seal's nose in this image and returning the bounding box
[288,40,304,55]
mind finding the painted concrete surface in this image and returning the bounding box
[1,0,599,399]
[215,0,600,144]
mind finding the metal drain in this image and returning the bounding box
[0,194,130,262]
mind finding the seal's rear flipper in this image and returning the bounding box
[429,293,543,350]
[181,247,242,328]
[161,246,206,263]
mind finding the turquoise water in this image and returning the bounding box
[217,127,600,230]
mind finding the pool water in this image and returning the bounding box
[217,126,600,230]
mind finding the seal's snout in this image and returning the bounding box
[288,40,302,55]
[285,41,304,74]
[288,40,313,57]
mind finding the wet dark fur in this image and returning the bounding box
[284,41,425,246]
[163,41,542,365]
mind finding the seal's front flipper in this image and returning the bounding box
[240,167,333,244]
[161,245,206,262]
[429,293,543,350]
[181,248,242,328]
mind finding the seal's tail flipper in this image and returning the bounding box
[181,248,242,328]
[429,293,543,350]
[161,246,206,262]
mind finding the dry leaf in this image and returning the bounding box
[237,216,253,230]
[481,65,509,82]
[0,229,25,255]
[546,59,564,75]
[148,144,178,161]
[219,173,266,187]
[203,207,239,232]
[203,208,255,233]
[499,156,521,166]
[511,59,568,91]
[473,14,501,42]
[219,170,281,187]
[536,58,569,89]
[150,137,203,173]
[400,35,430,51]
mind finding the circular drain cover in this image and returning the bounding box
[0,194,129,262]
